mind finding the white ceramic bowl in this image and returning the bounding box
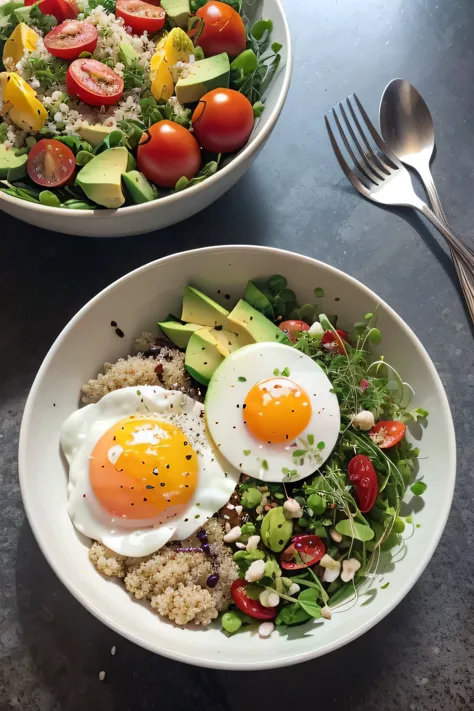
[19,246,456,669]
[0,1,291,238]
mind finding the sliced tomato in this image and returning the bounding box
[137,120,201,188]
[27,139,75,188]
[27,0,78,22]
[279,320,310,343]
[281,535,326,571]
[116,0,166,35]
[347,455,378,513]
[57,0,79,20]
[66,58,124,107]
[44,20,98,60]
[321,329,350,354]
[369,420,406,449]
[191,1,246,58]
[230,579,277,620]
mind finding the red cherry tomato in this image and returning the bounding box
[192,88,254,154]
[279,320,310,343]
[369,420,406,449]
[115,0,166,35]
[321,329,350,354]
[281,535,326,571]
[191,1,246,58]
[44,20,98,60]
[137,120,201,188]
[66,58,124,107]
[27,139,75,188]
[347,455,378,513]
[230,579,277,620]
[26,0,78,22]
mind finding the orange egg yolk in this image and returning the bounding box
[244,378,312,444]
[89,417,198,520]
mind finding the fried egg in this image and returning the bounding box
[205,343,340,483]
[60,386,239,556]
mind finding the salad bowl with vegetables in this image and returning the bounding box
[19,245,456,669]
[0,0,291,235]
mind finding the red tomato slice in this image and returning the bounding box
[230,579,277,620]
[116,0,166,35]
[66,58,124,107]
[347,455,378,513]
[57,0,79,20]
[192,88,254,154]
[369,420,406,449]
[279,320,310,343]
[27,139,76,188]
[28,0,78,22]
[44,20,98,60]
[191,1,246,58]
[137,120,201,188]
[321,329,350,354]
[281,535,326,571]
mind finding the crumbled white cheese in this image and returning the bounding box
[245,559,266,583]
[352,410,375,431]
[341,558,361,583]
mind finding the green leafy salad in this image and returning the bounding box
[0,0,282,209]
[153,275,429,637]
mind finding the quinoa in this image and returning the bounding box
[89,519,238,626]
[81,355,159,403]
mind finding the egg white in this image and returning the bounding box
[205,343,341,483]
[60,386,240,556]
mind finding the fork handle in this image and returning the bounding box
[416,201,474,273]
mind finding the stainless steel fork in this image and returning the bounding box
[325,94,474,322]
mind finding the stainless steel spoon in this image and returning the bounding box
[379,78,474,320]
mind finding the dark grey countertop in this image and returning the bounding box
[1,0,473,708]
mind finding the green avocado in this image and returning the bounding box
[76,124,114,147]
[160,0,190,29]
[175,52,230,104]
[210,327,249,357]
[227,299,286,344]
[158,320,202,348]
[122,170,157,204]
[0,143,28,180]
[185,328,224,385]
[76,147,134,208]
[181,285,230,329]
[119,41,138,67]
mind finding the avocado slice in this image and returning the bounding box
[77,124,114,147]
[175,53,230,104]
[158,320,202,348]
[181,286,230,329]
[0,143,28,179]
[122,170,157,204]
[76,147,133,208]
[119,42,138,67]
[210,327,249,357]
[185,328,224,385]
[227,300,287,344]
[160,0,190,29]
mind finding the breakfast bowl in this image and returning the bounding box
[0,0,291,238]
[19,245,456,669]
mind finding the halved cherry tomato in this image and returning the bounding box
[347,455,378,513]
[321,329,350,354]
[137,120,201,188]
[66,58,124,107]
[281,535,326,571]
[230,579,277,620]
[116,0,166,35]
[44,20,98,60]
[26,0,78,22]
[192,88,254,154]
[190,1,246,58]
[279,320,310,343]
[369,420,406,449]
[27,139,75,188]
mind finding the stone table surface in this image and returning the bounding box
[1,0,473,708]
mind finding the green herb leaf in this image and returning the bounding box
[39,190,61,207]
[335,519,375,542]
[314,287,325,298]
[297,588,322,619]
[238,376,247,382]
[307,434,314,445]
[410,481,427,496]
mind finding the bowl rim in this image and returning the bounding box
[0,0,292,220]
[18,245,456,670]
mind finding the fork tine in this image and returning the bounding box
[324,115,371,198]
[352,93,401,169]
[331,108,381,186]
[338,102,387,181]
[344,99,392,176]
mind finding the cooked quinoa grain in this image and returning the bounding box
[81,355,159,403]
